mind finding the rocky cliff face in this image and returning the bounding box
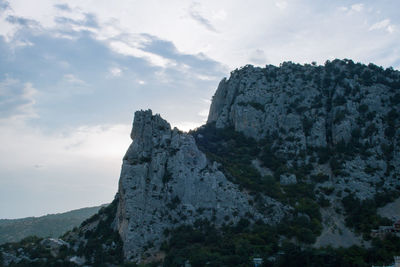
[208,60,400,200]
[116,110,287,262]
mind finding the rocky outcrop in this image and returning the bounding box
[207,60,400,199]
[116,110,288,262]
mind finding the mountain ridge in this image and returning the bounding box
[0,205,106,245]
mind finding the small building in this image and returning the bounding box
[253,257,263,267]
[394,220,400,231]
[372,256,400,267]
[371,220,400,238]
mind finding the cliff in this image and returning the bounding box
[116,110,287,262]
[208,61,399,200]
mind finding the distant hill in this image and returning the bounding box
[0,205,105,244]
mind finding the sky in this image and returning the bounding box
[0,0,399,219]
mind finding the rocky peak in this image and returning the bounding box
[117,109,288,262]
[124,110,171,162]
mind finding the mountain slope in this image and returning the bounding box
[0,206,105,244]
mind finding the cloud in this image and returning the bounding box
[54,3,72,12]
[0,77,38,120]
[0,0,10,12]
[55,13,99,29]
[63,74,86,85]
[351,3,363,12]
[369,19,395,33]
[188,2,218,33]
[109,40,176,68]
[109,67,122,77]
[6,15,39,27]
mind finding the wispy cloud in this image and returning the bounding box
[0,0,10,12]
[55,13,99,29]
[6,15,39,27]
[369,19,395,33]
[63,74,86,85]
[0,78,38,121]
[109,40,176,68]
[189,2,217,33]
[109,67,122,77]
[54,3,72,12]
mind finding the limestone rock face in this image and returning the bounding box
[207,61,400,200]
[280,174,297,185]
[116,110,287,262]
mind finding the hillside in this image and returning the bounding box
[1,59,399,267]
[0,206,105,244]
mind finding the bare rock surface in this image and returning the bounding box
[116,110,288,261]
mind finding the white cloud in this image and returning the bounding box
[3,0,399,71]
[109,67,122,77]
[369,19,394,33]
[351,3,363,12]
[195,74,219,81]
[109,40,176,68]
[63,74,86,85]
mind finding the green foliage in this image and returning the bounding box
[363,123,377,138]
[76,198,123,265]
[341,193,397,236]
[167,196,181,210]
[193,123,274,197]
[139,156,151,163]
[333,95,346,106]
[358,104,368,113]
[273,236,400,267]
[315,147,331,164]
[311,173,329,183]
[163,218,400,267]
[249,102,265,111]
[391,93,400,105]
[302,117,313,136]
[333,110,346,124]
[163,220,280,267]
[384,109,398,139]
